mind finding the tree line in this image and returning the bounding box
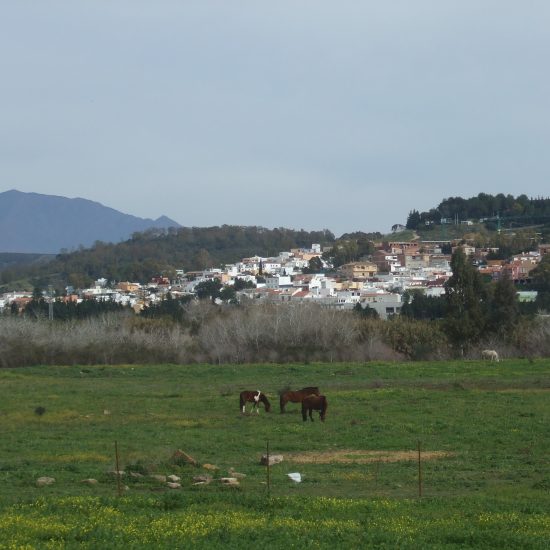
[0,225,335,291]
[406,192,550,230]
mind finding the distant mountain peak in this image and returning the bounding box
[0,189,181,254]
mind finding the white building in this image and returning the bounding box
[360,291,403,319]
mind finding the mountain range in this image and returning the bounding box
[0,190,181,254]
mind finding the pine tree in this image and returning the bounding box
[443,248,488,353]
[487,269,519,336]
[406,210,421,230]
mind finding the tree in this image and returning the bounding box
[219,286,237,303]
[401,290,447,320]
[487,269,519,336]
[303,256,323,274]
[530,254,550,311]
[233,278,255,291]
[353,302,379,319]
[195,279,222,301]
[443,248,488,353]
[406,210,421,230]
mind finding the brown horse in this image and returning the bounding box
[239,390,271,414]
[302,395,328,422]
[280,386,320,413]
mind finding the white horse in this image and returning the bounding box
[481,349,499,362]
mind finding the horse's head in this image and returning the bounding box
[261,394,272,412]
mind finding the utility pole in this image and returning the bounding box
[48,285,54,321]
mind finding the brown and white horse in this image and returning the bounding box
[239,390,271,414]
[301,395,328,422]
[280,386,320,413]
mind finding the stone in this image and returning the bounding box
[202,463,218,471]
[129,472,144,479]
[167,475,181,482]
[192,474,212,484]
[228,468,246,479]
[36,476,55,487]
[109,470,125,477]
[80,478,99,485]
[167,482,181,489]
[149,474,167,482]
[260,454,283,466]
[220,477,240,486]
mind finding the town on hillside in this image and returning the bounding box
[2,239,548,318]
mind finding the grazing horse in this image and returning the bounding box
[280,386,320,413]
[481,349,499,362]
[239,390,271,414]
[302,395,328,422]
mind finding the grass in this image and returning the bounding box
[0,360,549,548]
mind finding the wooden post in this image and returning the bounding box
[374,458,381,494]
[417,440,422,498]
[115,441,122,497]
[266,439,271,497]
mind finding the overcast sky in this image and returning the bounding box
[1,1,549,236]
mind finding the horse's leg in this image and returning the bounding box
[309,408,314,422]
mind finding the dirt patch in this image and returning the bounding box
[286,449,452,464]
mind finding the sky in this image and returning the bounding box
[1,1,549,237]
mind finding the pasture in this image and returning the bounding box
[0,360,549,548]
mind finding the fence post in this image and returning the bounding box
[417,440,422,498]
[374,457,381,494]
[115,440,122,497]
[266,439,271,497]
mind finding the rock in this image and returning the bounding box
[129,472,144,479]
[149,474,167,482]
[287,472,302,483]
[192,474,212,484]
[103,409,111,415]
[260,454,283,466]
[228,468,246,479]
[80,478,99,485]
[220,477,240,486]
[167,482,181,489]
[202,463,219,471]
[36,476,55,487]
[108,470,125,477]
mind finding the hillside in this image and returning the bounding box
[0,190,181,254]
[0,225,335,290]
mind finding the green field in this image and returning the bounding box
[0,360,549,548]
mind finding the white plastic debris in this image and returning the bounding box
[287,472,302,483]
